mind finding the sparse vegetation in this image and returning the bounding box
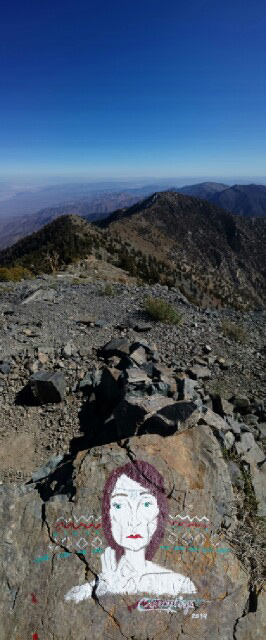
[0,266,33,282]
[144,297,182,324]
[101,283,117,297]
[221,320,248,343]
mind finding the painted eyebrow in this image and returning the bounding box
[112,491,154,497]
[140,492,153,495]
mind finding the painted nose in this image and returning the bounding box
[128,505,141,528]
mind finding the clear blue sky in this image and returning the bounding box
[0,0,265,180]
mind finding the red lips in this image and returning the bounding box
[126,534,143,539]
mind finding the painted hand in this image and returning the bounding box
[100,547,139,593]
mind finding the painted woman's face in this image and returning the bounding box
[110,474,159,551]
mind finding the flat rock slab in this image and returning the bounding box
[188,365,212,380]
[21,287,56,304]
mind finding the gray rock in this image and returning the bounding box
[77,315,97,325]
[140,361,154,377]
[201,408,231,432]
[133,322,152,332]
[235,433,265,464]
[226,416,241,434]
[31,454,64,482]
[152,363,177,394]
[99,337,130,358]
[177,376,198,401]
[228,461,244,489]
[130,346,147,366]
[94,320,109,328]
[257,423,266,440]
[0,362,10,374]
[250,461,266,517]
[234,579,266,639]
[212,394,234,416]
[124,367,149,384]
[21,287,56,304]
[30,370,66,403]
[114,394,174,438]
[232,395,250,412]
[79,372,93,394]
[218,358,233,370]
[61,342,72,358]
[0,427,254,639]
[224,431,235,450]
[188,364,211,380]
[143,400,201,435]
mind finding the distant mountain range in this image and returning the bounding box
[0,181,266,251]
[177,182,266,217]
[1,191,265,310]
[0,189,160,250]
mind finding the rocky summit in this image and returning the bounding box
[0,272,265,640]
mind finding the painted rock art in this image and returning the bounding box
[65,461,196,601]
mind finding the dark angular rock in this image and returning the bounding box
[143,400,201,435]
[30,370,66,403]
[211,394,234,417]
[133,322,152,332]
[232,395,250,413]
[98,337,130,358]
[94,367,122,407]
[141,362,155,377]
[114,394,174,438]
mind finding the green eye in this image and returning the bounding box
[144,502,151,507]
[114,503,122,509]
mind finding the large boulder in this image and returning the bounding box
[0,425,251,640]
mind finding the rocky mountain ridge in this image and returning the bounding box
[1,181,266,252]
[1,192,266,310]
[99,191,266,309]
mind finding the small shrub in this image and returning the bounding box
[221,320,248,343]
[101,283,117,297]
[144,297,182,324]
[0,266,33,282]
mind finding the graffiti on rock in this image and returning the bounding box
[65,460,196,602]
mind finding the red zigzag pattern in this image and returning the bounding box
[55,522,102,530]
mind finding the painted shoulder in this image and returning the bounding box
[143,562,196,595]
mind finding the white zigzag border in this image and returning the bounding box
[169,514,210,522]
[55,515,102,524]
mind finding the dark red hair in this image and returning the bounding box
[101,460,168,561]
